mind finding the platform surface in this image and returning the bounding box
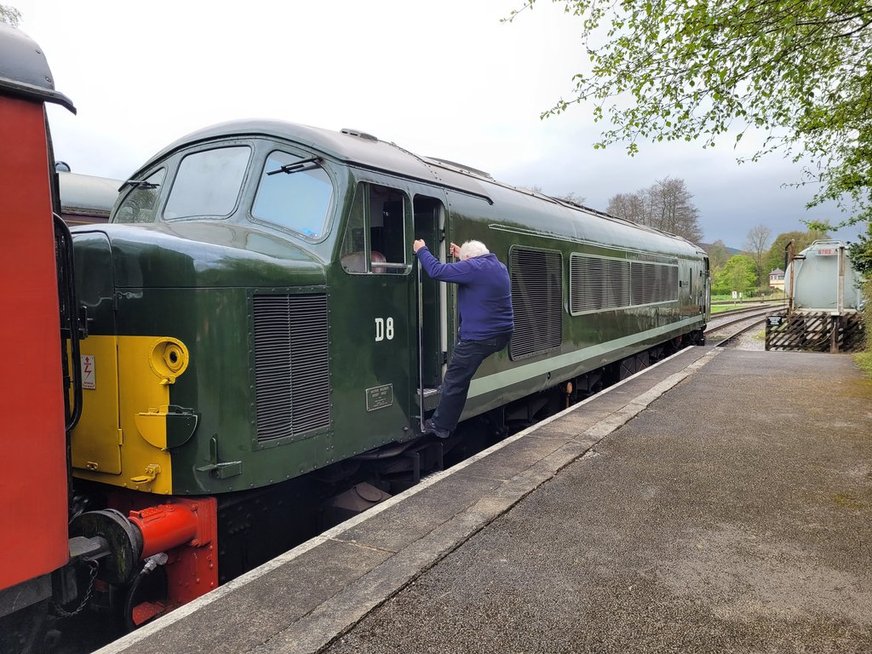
[98,346,872,654]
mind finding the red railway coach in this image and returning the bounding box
[0,16,77,615]
[0,22,82,652]
[0,21,76,591]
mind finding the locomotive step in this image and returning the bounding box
[416,387,441,412]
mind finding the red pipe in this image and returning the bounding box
[127,504,199,559]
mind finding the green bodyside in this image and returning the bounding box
[433,193,706,418]
[72,126,708,495]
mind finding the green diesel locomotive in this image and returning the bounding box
[69,120,709,623]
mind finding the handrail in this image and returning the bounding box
[54,213,83,431]
[415,262,425,431]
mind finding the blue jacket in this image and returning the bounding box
[416,247,514,341]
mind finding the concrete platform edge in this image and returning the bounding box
[95,346,721,654]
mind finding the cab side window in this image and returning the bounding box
[340,183,408,274]
[114,169,166,224]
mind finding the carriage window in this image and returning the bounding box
[114,168,166,224]
[163,146,250,220]
[340,183,408,274]
[252,150,333,239]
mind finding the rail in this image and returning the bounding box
[705,307,771,346]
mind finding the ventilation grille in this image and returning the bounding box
[510,248,563,359]
[253,294,330,442]
[570,256,631,313]
[570,255,678,313]
[631,262,678,306]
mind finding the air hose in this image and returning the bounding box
[123,552,168,633]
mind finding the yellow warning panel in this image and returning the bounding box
[71,335,122,475]
[73,336,190,495]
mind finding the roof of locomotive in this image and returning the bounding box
[0,23,74,112]
[133,119,705,259]
[134,119,489,197]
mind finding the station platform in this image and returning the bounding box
[98,345,872,654]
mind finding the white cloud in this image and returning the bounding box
[18,0,864,248]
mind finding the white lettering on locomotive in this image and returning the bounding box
[374,317,394,342]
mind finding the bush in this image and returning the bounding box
[855,280,872,379]
[865,280,872,351]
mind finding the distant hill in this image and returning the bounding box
[699,242,743,256]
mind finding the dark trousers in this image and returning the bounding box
[432,333,512,433]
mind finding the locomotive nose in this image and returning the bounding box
[69,227,200,496]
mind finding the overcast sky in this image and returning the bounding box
[13,0,863,249]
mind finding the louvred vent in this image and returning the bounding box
[509,248,562,360]
[252,294,331,442]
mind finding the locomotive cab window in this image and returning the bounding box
[163,146,250,220]
[252,150,334,240]
[340,183,409,274]
[114,168,166,224]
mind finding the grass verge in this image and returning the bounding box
[854,352,872,379]
[856,280,872,379]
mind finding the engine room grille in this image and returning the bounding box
[570,254,678,313]
[631,262,678,306]
[253,294,331,442]
[510,248,563,360]
[570,255,631,313]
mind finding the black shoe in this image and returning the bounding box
[422,419,450,440]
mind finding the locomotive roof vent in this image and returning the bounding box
[340,128,378,142]
[424,157,493,180]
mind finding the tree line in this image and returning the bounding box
[595,174,823,297]
[510,1,872,281]
[607,177,703,244]
[707,226,829,297]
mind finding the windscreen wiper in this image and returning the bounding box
[120,179,160,190]
[266,157,322,176]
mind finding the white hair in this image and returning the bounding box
[459,240,489,260]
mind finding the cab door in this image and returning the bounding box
[332,183,449,451]
[332,182,415,450]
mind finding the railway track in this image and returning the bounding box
[706,305,775,345]
[710,301,781,317]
